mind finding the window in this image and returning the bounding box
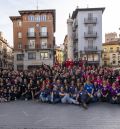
[28,40,35,49]
[41,27,47,36]
[104,54,107,57]
[41,15,47,21]
[28,27,35,37]
[104,48,106,52]
[41,39,47,49]
[18,43,22,49]
[40,52,49,59]
[28,15,46,22]
[112,61,116,64]
[18,32,22,38]
[110,47,113,52]
[88,25,93,33]
[88,13,93,20]
[112,54,116,58]
[88,55,93,61]
[17,20,22,27]
[28,52,36,59]
[17,54,24,61]
[17,65,23,71]
[117,47,119,52]
[28,15,34,21]
[104,61,107,65]
[118,56,120,60]
[35,15,41,22]
[88,39,93,48]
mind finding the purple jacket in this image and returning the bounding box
[109,87,118,97]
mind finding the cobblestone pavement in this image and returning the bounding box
[0,101,120,129]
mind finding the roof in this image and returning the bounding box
[102,41,120,46]
[19,9,55,15]
[72,7,105,19]
[9,16,21,21]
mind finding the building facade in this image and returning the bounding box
[0,32,13,70]
[63,35,68,61]
[69,7,105,65]
[105,32,118,43]
[102,41,120,66]
[10,9,56,70]
[55,45,64,64]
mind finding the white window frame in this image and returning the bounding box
[18,32,22,38]
[41,26,47,36]
[41,39,47,49]
[28,52,36,60]
[40,52,49,59]
[28,40,35,49]
[28,27,35,37]
[18,42,22,49]
[28,15,34,21]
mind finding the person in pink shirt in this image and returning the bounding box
[96,76,102,85]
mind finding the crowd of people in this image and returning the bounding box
[0,60,120,109]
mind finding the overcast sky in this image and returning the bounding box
[0,0,120,46]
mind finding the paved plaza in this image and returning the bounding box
[0,101,120,129]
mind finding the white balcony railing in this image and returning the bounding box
[84,18,97,24]
[84,46,98,52]
[84,32,97,38]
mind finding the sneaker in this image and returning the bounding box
[25,98,28,101]
[75,101,79,105]
[82,103,88,109]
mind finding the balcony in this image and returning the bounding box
[39,32,48,38]
[25,45,38,50]
[84,32,97,38]
[73,20,78,28]
[84,18,97,24]
[24,44,52,51]
[84,46,98,52]
[73,32,78,40]
[27,32,36,38]
[103,57,109,60]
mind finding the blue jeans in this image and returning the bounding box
[39,93,51,102]
[61,94,77,104]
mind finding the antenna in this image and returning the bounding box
[36,0,38,10]
[76,0,79,9]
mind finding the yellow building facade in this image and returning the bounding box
[102,41,120,66]
[55,46,64,64]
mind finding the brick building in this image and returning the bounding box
[10,9,56,70]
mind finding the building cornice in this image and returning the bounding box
[9,16,21,21]
[102,41,120,46]
[72,7,105,19]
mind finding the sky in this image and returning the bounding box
[0,0,120,47]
